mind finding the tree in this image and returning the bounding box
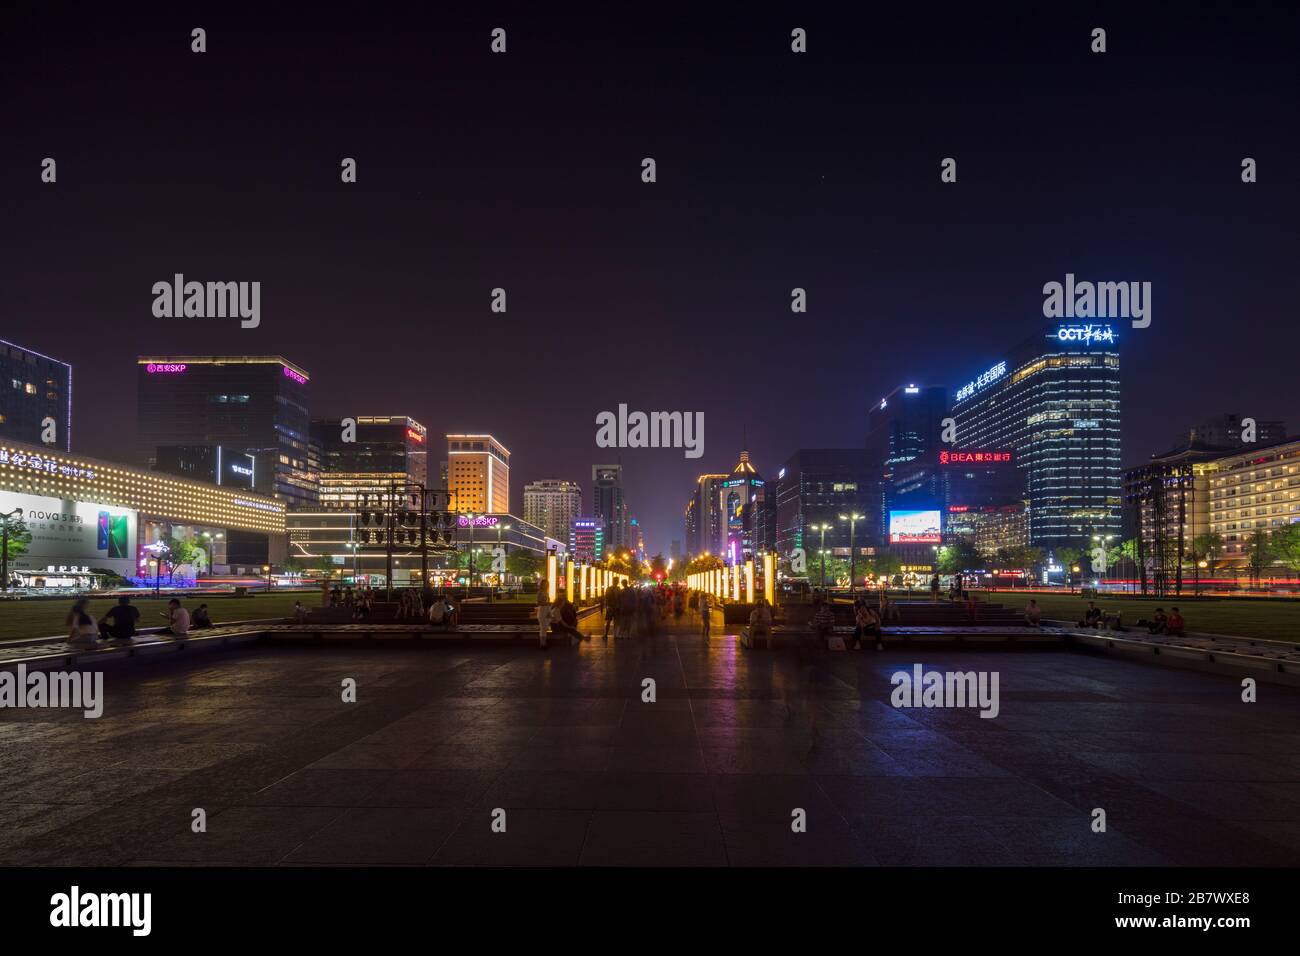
[649,552,668,583]
[872,552,903,585]
[686,553,723,576]
[1192,531,1224,569]
[1,513,32,564]
[506,551,542,582]
[1269,524,1300,576]
[936,542,980,575]
[1056,547,1082,575]
[1246,530,1271,587]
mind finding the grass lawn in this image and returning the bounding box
[985,590,1300,644]
[0,592,312,643]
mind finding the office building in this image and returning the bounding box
[153,444,257,490]
[136,356,316,510]
[0,338,72,451]
[312,416,428,512]
[772,449,877,560]
[865,384,949,542]
[592,464,628,551]
[447,434,510,513]
[951,322,1122,551]
[523,479,583,541]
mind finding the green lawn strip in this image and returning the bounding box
[984,591,1300,644]
[0,592,310,643]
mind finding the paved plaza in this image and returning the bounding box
[3,625,1300,867]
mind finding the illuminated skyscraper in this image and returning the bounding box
[592,464,628,551]
[136,355,316,510]
[951,322,1121,550]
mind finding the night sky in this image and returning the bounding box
[4,4,1298,554]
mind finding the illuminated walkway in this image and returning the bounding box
[3,636,1299,866]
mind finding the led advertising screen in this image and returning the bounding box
[0,490,138,575]
[889,509,942,544]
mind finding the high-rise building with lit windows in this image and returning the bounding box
[136,356,316,510]
[523,479,583,540]
[951,322,1121,550]
[311,416,428,511]
[1,338,72,451]
[447,434,510,513]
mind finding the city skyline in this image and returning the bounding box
[5,7,1298,555]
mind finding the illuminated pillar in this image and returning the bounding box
[764,551,776,606]
[566,559,575,602]
[745,559,754,604]
[732,564,741,602]
[546,551,558,603]
[579,565,587,602]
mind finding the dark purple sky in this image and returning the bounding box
[4,4,1298,554]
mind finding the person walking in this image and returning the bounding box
[603,581,620,639]
[748,596,774,648]
[698,589,713,639]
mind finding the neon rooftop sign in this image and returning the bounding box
[956,361,1007,402]
[146,363,187,374]
[282,366,307,385]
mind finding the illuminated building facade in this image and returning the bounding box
[569,517,604,563]
[714,450,765,563]
[1,438,285,584]
[772,449,876,559]
[312,416,428,511]
[447,434,510,514]
[684,473,726,557]
[523,479,583,541]
[287,510,555,587]
[153,444,257,490]
[136,356,316,511]
[865,384,949,541]
[952,323,1122,550]
[0,338,72,451]
[945,503,1030,557]
[1204,437,1300,570]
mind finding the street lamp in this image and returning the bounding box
[262,564,272,593]
[810,522,833,592]
[148,557,161,598]
[840,513,864,597]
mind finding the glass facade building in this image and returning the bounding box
[951,323,1122,551]
[1,338,72,452]
[136,356,316,511]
